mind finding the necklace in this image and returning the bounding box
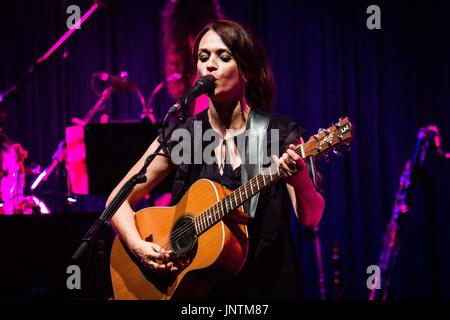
[218,138,227,175]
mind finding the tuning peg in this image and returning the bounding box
[333,149,342,156]
[326,138,333,146]
[324,153,330,162]
[318,128,331,136]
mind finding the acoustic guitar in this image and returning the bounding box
[110,117,353,299]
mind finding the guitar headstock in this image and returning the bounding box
[301,117,353,159]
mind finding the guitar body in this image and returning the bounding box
[110,179,249,300]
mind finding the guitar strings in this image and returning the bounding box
[156,143,316,250]
[157,143,330,249]
[155,123,350,249]
[155,140,331,250]
[156,163,281,250]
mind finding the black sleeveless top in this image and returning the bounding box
[158,109,305,299]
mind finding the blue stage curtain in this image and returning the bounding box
[1,0,449,299]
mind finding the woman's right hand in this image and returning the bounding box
[131,240,178,273]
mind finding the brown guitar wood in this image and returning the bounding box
[110,179,249,300]
[110,117,353,300]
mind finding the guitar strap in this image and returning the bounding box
[241,109,270,218]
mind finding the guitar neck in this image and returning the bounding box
[193,116,353,236]
[194,145,306,236]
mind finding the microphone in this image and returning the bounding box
[94,71,136,91]
[167,75,216,114]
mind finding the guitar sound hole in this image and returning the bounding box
[170,215,197,256]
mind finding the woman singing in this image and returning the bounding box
[108,20,325,299]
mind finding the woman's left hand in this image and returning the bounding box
[272,144,308,184]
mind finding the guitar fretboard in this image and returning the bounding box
[191,118,352,236]
[193,162,282,235]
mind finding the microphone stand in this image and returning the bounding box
[30,86,113,192]
[141,73,182,122]
[0,1,102,106]
[369,125,449,300]
[71,109,190,299]
[0,1,103,193]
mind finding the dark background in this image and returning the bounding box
[0,0,449,299]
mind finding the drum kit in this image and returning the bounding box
[0,131,50,215]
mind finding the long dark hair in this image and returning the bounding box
[192,20,275,112]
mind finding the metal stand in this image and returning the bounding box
[0,1,102,106]
[71,110,189,299]
[0,1,105,200]
[369,125,449,300]
[31,86,113,195]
